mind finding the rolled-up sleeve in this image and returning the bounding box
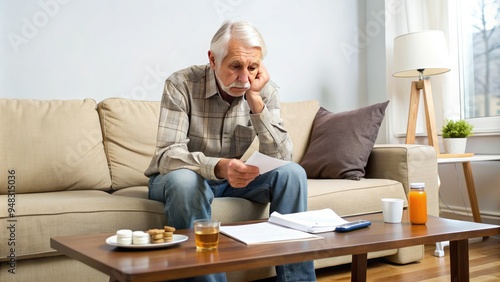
[249,85,292,161]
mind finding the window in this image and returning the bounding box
[459,0,500,133]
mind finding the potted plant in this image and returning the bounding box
[441,119,474,154]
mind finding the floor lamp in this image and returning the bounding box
[392,30,450,156]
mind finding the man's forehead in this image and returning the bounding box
[224,39,261,60]
[226,55,261,65]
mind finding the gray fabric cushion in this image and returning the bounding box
[300,101,389,180]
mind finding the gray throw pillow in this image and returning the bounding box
[299,100,389,180]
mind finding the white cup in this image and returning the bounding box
[381,198,404,223]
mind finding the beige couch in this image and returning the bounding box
[0,98,439,282]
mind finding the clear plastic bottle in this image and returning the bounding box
[409,183,427,224]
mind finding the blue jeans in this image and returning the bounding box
[148,162,316,282]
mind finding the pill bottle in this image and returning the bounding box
[409,182,427,224]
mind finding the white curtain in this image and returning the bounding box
[385,0,461,145]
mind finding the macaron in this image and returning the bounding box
[116,229,133,245]
[132,231,150,245]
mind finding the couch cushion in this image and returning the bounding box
[280,100,320,163]
[97,98,160,190]
[307,178,407,216]
[0,191,167,260]
[300,101,389,180]
[0,99,111,194]
[241,100,320,163]
[0,256,108,282]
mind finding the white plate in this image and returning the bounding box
[106,234,188,249]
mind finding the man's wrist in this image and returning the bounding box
[215,158,229,179]
[245,91,264,113]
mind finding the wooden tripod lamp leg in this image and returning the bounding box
[421,79,440,154]
[405,79,441,156]
[405,81,420,144]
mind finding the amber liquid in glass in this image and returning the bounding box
[195,228,219,250]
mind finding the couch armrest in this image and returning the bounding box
[365,144,439,217]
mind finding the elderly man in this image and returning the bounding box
[145,20,316,282]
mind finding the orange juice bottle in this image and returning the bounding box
[409,183,427,224]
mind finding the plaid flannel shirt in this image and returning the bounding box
[145,64,292,180]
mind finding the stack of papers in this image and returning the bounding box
[219,208,348,245]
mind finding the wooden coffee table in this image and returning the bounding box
[50,211,500,282]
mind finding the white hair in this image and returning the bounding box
[210,20,267,65]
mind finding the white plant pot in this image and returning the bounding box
[443,138,467,154]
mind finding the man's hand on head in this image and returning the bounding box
[248,63,270,93]
[215,158,260,188]
[245,64,269,113]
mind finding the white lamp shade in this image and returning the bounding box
[392,30,451,77]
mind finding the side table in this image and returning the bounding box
[434,154,500,257]
[437,154,500,223]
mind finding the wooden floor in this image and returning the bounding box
[315,236,500,282]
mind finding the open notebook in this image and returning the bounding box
[219,209,348,245]
[268,208,349,233]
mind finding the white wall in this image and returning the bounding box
[365,0,388,143]
[0,0,383,114]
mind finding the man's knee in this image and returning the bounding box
[150,169,206,199]
[165,169,203,187]
[278,162,307,180]
[164,169,206,195]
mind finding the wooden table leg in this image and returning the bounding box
[351,253,367,282]
[461,162,482,223]
[450,239,469,282]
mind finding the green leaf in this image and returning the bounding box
[441,119,474,138]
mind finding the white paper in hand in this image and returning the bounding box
[245,151,290,174]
